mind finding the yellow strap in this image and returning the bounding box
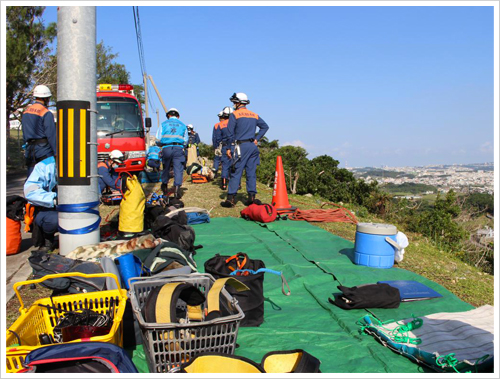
[183,355,262,373]
[155,282,183,323]
[207,277,249,314]
[262,352,302,373]
[187,304,203,321]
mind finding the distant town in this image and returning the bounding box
[349,162,494,195]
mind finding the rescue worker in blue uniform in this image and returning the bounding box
[24,156,58,249]
[156,108,188,198]
[187,124,201,146]
[147,144,162,172]
[21,85,57,178]
[219,106,234,190]
[212,111,224,178]
[97,150,124,194]
[221,93,269,207]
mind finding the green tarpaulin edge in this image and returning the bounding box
[130,217,473,373]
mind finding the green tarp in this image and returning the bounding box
[131,217,473,373]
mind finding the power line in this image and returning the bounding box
[132,6,157,113]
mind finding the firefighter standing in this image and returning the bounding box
[221,93,269,207]
[219,106,234,191]
[212,111,224,178]
[156,108,188,198]
[21,85,57,177]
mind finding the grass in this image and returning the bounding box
[6,172,494,329]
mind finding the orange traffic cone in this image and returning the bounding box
[271,156,296,214]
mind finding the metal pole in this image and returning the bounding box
[148,75,168,114]
[57,6,99,255]
[143,73,149,146]
[156,109,160,142]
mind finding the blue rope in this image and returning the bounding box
[57,201,101,235]
[229,268,282,276]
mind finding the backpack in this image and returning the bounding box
[21,342,139,373]
[28,250,106,294]
[241,203,277,223]
[140,241,197,276]
[152,215,196,252]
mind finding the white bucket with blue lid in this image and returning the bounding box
[354,223,401,269]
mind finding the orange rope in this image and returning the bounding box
[289,202,358,224]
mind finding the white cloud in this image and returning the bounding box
[282,140,309,148]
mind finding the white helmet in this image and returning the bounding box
[218,111,223,118]
[109,150,125,163]
[33,85,52,98]
[166,107,180,118]
[187,124,194,130]
[229,92,250,104]
[222,106,234,117]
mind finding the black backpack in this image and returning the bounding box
[28,250,106,294]
[204,253,266,327]
[152,214,196,252]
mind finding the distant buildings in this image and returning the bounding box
[350,163,494,195]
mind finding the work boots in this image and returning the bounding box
[245,194,258,206]
[174,186,182,199]
[161,183,169,196]
[221,178,228,191]
[220,194,236,208]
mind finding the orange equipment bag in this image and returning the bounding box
[7,217,22,255]
[191,173,208,184]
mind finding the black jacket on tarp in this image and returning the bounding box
[330,283,401,309]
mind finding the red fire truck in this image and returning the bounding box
[96,84,151,173]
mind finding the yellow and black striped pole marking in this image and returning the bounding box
[57,100,91,185]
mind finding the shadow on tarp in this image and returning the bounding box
[339,247,355,263]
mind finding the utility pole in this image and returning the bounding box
[57,7,100,255]
[143,73,149,146]
[148,75,168,115]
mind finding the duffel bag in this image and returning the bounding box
[241,203,277,223]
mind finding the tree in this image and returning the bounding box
[415,190,467,251]
[96,41,145,106]
[6,6,56,134]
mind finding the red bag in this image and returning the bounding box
[7,217,22,255]
[240,203,277,223]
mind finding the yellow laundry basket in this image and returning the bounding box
[5,272,127,373]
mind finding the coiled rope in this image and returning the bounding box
[289,202,358,224]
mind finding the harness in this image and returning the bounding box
[142,277,249,324]
[235,138,255,144]
[26,137,49,146]
[25,138,52,166]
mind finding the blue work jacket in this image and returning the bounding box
[156,117,188,146]
[24,156,57,208]
[21,101,57,161]
[223,107,269,150]
[147,145,161,160]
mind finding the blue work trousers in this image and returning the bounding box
[213,154,221,171]
[161,146,185,186]
[227,142,259,195]
[221,146,232,180]
[35,209,58,236]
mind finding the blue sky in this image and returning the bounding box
[41,4,495,168]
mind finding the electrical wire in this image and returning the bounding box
[132,6,157,113]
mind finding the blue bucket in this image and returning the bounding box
[354,223,400,269]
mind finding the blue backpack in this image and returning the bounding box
[22,342,139,373]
